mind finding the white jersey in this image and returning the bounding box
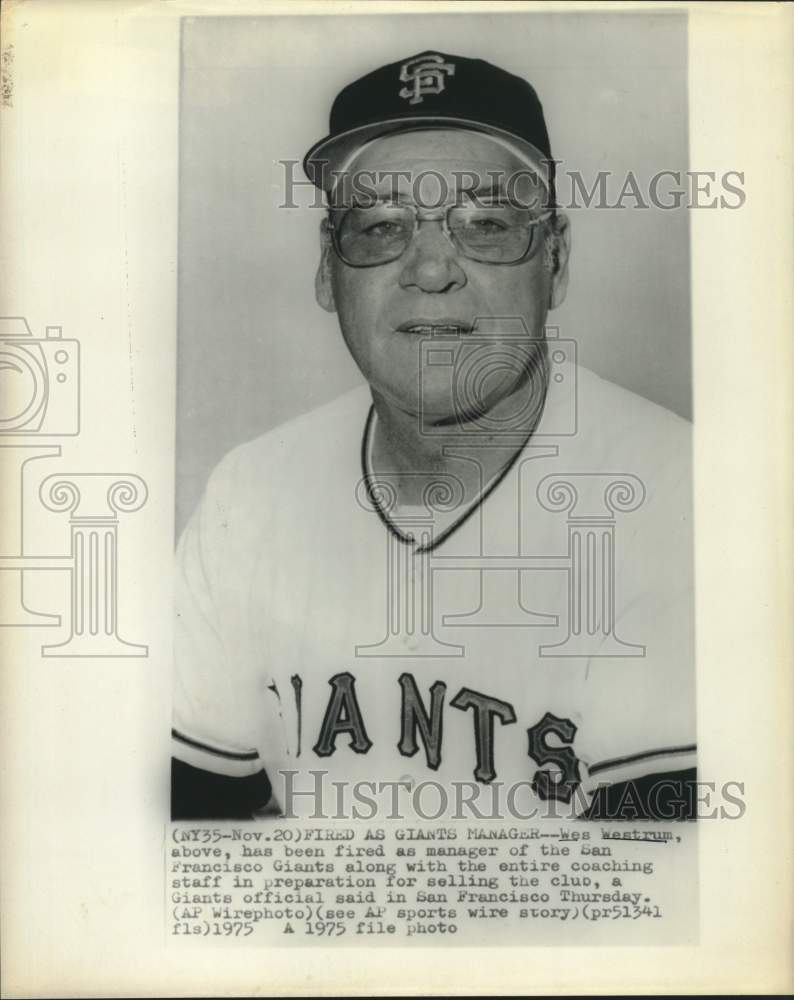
[172,361,696,816]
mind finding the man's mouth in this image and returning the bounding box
[396,319,473,336]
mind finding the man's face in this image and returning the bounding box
[316,129,570,422]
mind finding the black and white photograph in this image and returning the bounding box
[172,13,699,826]
[1,0,791,994]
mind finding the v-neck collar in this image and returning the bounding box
[360,402,541,553]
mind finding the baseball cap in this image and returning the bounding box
[303,50,555,197]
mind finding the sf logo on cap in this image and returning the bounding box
[399,53,456,105]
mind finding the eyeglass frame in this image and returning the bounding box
[326,200,556,269]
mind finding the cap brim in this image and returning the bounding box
[303,116,551,192]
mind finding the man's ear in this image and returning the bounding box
[548,211,571,310]
[315,218,337,314]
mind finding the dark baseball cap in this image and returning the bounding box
[303,50,555,195]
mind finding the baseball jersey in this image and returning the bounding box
[172,360,696,817]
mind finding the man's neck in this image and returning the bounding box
[369,359,549,510]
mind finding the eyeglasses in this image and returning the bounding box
[328,201,554,268]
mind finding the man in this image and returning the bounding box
[172,51,696,821]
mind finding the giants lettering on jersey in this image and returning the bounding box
[301,670,580,802]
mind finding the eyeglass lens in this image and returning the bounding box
[335,203,541,265]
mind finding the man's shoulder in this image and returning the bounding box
[211,383,370,493]
[577,364,690,432]
[572,364,691,466]
[243,383,370,455]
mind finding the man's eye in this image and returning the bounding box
[459,216,511,234]
[362,220,408,238]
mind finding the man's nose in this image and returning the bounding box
[398,223,467,293]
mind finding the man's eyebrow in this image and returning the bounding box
[346,182,510,207]
[459,181,505,198]
[346,191,411,207]
[337,175,540,211]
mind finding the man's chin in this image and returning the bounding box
[370,382,450,422]
[414,394,465,429]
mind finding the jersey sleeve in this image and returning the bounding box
[172,450,272,780]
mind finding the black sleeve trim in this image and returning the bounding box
[172,727,259,762]
[171,758,273,820]
[588,743,697,776]
[581,767,698,822]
